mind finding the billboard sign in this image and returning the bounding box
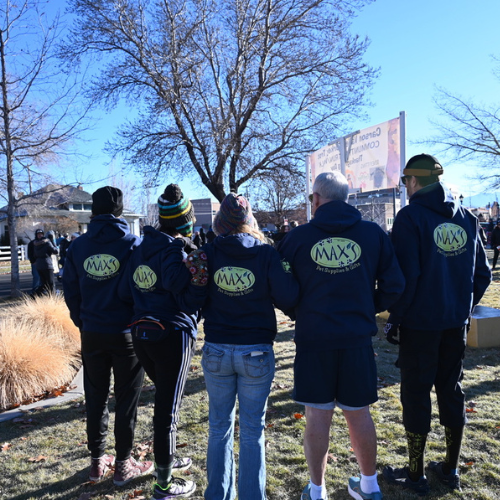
[307,114,404,192]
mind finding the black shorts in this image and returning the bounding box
[293,345,378,409]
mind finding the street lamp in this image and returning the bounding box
[459,194,464,205]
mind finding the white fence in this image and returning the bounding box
[0,245,27,262]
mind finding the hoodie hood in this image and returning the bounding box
[310,200,362,233]
[139,225,183,260]
[212,233,263,259]
[409,181,458,219]
[86,214,131,244]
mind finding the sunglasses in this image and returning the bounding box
[308,192,320,202]
[400,175,411,185]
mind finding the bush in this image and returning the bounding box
[0,293,80,410]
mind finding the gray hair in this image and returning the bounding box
[313,171,349,202]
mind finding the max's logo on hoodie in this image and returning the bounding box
[133,265,157,290]
[84,254,120,279]
[434,223,467,253]
[311,237,361,269]
[215,267,255,292]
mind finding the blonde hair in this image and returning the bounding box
[228,224,266,242]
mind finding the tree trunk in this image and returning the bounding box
[1,29,20,297]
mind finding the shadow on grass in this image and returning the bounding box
[0,400,86,441]
[7,468,153,500]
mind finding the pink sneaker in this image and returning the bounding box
[89,454,115,482]
[113,456,154,486]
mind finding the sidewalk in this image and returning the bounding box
[0,367,84,423]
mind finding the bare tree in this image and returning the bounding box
[62,0,377,202]
[251,164,305,225]
[0,0,91,296]
[426,74,500,188]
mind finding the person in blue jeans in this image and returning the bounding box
[197,193,299,500]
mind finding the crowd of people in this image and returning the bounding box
[54,153,491,500]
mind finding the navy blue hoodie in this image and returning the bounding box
[388,182,491,330]
[118,226,204,338]
[278,201,405,351]
[201,233,299,345]
[63,215,140,333]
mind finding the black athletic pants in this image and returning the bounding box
[399,326,467,435]
[132,328,195,466]
[81,331,145,460]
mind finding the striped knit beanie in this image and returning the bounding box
[158,184,195,237]
[213,193,255,236]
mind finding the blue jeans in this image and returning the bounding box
[202,342,275,500]
[31,264,41,293]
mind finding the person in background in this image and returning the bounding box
[192,231,201,248]
[27,229,43,294]
[383,154,491,495]
[199,226,207,245]
[119,184,204,499]
[205,226,216,243]
[199,193,299,500]
[57,233,71,280]
[491,221,500,270]
[278,171,405,500]
[63,186,154,487]
[271,223,289,247]
[33,229,59,295]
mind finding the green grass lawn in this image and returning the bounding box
[1,314,500,499]
[0,260,499,499]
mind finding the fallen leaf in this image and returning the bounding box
[1,442,12,452]
[27,455,47,463]
[127,490,145,499]
[294,413,304,419]
[466,408,477,413]
[176,442,188,449]
[267,423,274,428]
[464,461,475,467]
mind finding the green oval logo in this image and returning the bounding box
[214,267,255,292]
[311,237,361,268]
[434,223,467,251]
[133,265,157,289]
[83,254,120,277]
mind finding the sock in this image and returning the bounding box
[360,472,380,494]
[310,480,328,500]
[443,426,464,474]
[406,431,427,482]
[155,462,173,489]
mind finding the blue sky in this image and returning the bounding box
[64,0,500,204]
[349,0,500,203]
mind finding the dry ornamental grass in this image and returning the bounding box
[0,294,80,410]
